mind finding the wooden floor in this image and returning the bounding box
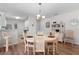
[0,42,79,55]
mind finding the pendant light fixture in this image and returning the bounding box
[36,3,45,20]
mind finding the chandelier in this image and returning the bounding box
[36,3,45,20]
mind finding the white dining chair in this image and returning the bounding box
[2,32,10,52]
[35,35,45,55]
[23,32,35,55]
[46,32,59,55]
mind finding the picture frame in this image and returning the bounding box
[46,22,50,28]
[6,24,12,30]
[56,24,60,27]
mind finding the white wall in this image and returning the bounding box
[17,10,79,45]
[53,10,79,45]
[6,18,25,43]
[25,17,36,36]
[41,18,52,35]
[25,16,64,36]
[41,10,79,45]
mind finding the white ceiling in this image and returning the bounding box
[0,3,79,18]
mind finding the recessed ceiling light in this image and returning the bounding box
[15,16,21,19]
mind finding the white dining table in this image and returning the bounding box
[26,35,57,55]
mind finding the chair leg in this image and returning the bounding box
[27,47,29,55]
[55,42,58,54]
[53,43,55,55]
[44,51,45,55]
[44,47,45,55]
[24,46,26,53]
[6,46,8,52]
[6,39,8,52]
[47,48,49,55]
[33,47,35,55]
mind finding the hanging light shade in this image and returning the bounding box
[36,14,40,19]
[42,16,45,19]
[37,14,40,17]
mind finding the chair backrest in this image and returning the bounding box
[37,32,44,36]
[2,32,9,38]
[2,31,12,41]
[27,31,32,36]
[35,35,45,52]
[23,31,34,46]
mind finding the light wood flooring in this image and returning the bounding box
[0,42,79,55]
